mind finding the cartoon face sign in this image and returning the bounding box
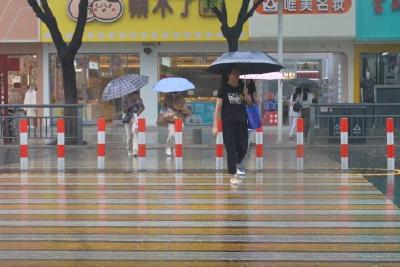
[68,0,96,22]
[92,0,124,22]
[68,0,124,23]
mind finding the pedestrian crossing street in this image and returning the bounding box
[0,170,398,266]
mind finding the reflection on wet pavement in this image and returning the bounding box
[0,169,399,266]
[366,173,400,206]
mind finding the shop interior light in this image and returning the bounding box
[382,52,389,56]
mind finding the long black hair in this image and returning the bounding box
[293,87,302,100]
[302,87,310,101]
[220,65,243,89]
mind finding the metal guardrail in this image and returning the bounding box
[0,104,84,145]
[309,103,400,144]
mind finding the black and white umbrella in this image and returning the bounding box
[101,74,149,102]
[207,51,283,75]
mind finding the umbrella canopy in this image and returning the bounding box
[207,51,283,75]
[287,78,320,89]
[101,74,149,102]
[240,72,283,80]
[153,77,195,93]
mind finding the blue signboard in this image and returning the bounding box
[357,1,400,41]
[185,101,215,126]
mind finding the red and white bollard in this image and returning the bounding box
[175,118,183,170]
[57,119,65,172]
[386,118,395,171]
[138,118,146,170]
[97,118,106,170]
[19,119,28,171]
[255,127,263,170]
[216,119,223,171]
[296,118,304,171]
[340,118,349,171]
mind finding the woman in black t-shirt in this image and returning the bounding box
[212,66,251,184]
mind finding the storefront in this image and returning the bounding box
[250,0,355,106]
[355,0,400,103]
[42,0,245,125]
[42,0,356,125]
[0,1,42,105]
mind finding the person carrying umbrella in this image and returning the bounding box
[100,73,149,156]
[212,66,252,184]
[163,93,191,156]
[122,91,145,156]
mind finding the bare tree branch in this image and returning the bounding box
[28,0,66,51]
[212,0,228,28]
[40,0,53,17]
[236,0,250,26]
[242,0,264,23]
[27,0,48,23]
[69,0,88,55]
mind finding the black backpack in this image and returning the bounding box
[292,102,300,112]
[292,95,301,112]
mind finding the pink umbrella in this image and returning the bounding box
[239,72,283,80]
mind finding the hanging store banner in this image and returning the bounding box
[357,0,400,41]
[41,0,248,42]
[256,0,352,15]
[250,0,354,39]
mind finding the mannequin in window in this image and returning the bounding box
[360,70,376,103]
[23,85,37,127]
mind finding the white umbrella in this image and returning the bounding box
[240,72,283,80]
[153,77,195,93]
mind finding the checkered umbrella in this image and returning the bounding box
[101,74,149,102]
[207,51,284,75]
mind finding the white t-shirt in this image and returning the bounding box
[299,92,313,109]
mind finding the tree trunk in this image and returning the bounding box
[60,56,78,144]
[227,34,239,52]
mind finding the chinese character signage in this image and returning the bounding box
[374,0,400,14]
[42,0,246,42]
[357,0,400,41]
[256,0,351,15]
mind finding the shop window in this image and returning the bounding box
[159,54,220,126]
[49,53,140,122]
[2,55,38,105]
[361,53,400,86]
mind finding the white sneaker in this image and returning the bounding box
[236,168,246,176]
[166,147,172,156]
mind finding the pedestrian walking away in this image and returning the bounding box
[238,79,260,172]
[213,66,248,185]
[288,87,302,140]
[299,87,313,138]
[122,91,145,156]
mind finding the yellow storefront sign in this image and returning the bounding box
[41,0,249,42]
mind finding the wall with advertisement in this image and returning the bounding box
[356,0,400,42]
[250,0,354,39]
[41,0,248,42]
